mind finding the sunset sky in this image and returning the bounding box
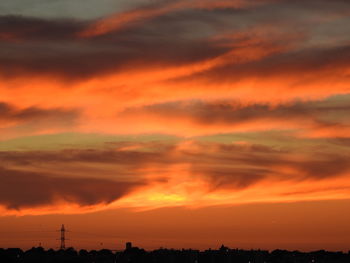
[0,0,350,251]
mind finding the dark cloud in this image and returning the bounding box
[328,138,350,147]
[0,15,85,41]
[0,22,228,80]
[230,151,350,180]
[0,136,349,210]
[295,155,350,179]
[0,41,136,80]
[168,44,350,85]
[1,0,350,80]
[0,9,232,80]
[1,140,349,198]
[0,167,141,210]
[0,148,167,166]
[0,102,79,126]
[173,141,350,182]
[121,98,350,129]
[193,167,269,190]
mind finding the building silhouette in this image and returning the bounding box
[126,242,132,250]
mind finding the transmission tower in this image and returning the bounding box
[60,224,66,250]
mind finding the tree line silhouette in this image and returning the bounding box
[1,244,349,263]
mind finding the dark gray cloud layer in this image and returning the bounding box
[0,167,141,210]
[1,0,350,80]
[0,14,229,79]
[0,15,85,40]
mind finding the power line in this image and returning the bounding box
[59,224,66,250]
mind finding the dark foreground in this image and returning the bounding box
[1,246,349,263]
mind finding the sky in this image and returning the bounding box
[0,0,350,251]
